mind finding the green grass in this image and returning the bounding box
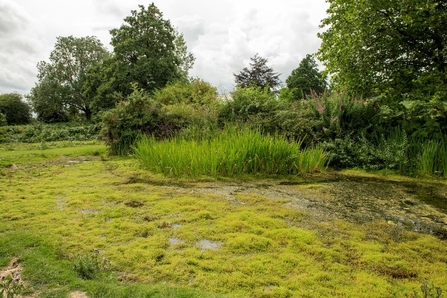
[0,141,106,167]
[1,141,447,297]
[133,128,326,178]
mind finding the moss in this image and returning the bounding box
[1,142,447,297]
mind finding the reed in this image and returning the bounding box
[133,128,326,177]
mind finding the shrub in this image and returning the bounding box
[100,86,186,155]
[152,79,218,105]
[72,251,112,280]
[218,86,281,125]
[0,113,6,127]
[324,129,409,171]
[306,90,379,141]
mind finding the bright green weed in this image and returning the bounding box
[134,127,326,178]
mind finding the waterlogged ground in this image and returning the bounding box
[181,173,447,239]
[1,144,447,297]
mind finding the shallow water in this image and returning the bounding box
[164,173,447,239]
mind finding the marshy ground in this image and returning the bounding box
[1,143,447,297]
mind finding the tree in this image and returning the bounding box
[0,93,31,125]
[318,0,447,99]
[29,36,109,121]
[234,54,281,91]
[286,54,327,100]
[109,3,195,96]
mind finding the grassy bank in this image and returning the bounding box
[1,142,446,297]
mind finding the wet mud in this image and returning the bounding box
[145,173,447,239]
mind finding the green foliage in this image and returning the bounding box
[218,86,282,128]
[109,3,194,96]
[234,54,281,91]
[100,86,185,155]
[318,0,447,99]
[398,100,447,139]
[0,93,31,125]
[133,127,327,177]
[412,280,443,298]
[152,79,218,105]
[81,57,122,115]
[306,90,379,141]
[0,272,23,298]
[324,130,410,171]
[0,122,100,143]
[416,139,447,178]
[0,113,6,127]
[286,54,327,100]
[72,251,112,280]
[28,36,109,121]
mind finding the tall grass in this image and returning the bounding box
[133,128,326,177]
[417,139,447,178]
[372,128,447,177]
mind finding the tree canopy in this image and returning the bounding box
[234,54,281,91]
[0,93,31,125]
[286,54,327,100]
[108,3,195,96]
[29,36,109,121]
[318,0,447,99]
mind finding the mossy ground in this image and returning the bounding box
[0,142,446,297]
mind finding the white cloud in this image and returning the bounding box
[0,0,328,95]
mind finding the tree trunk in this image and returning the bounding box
[84,107,92,121]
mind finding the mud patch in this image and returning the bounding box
[0,257,22,280]
[150,173,447,239]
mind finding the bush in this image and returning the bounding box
[0,113,6,127]
[100,87,186,155]
[324,129,409,171]
[218,87,281,125]
[152,78,218,105]
[306,90,379,141]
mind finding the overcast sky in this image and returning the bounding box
[0,0,328,96]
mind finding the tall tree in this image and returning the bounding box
[234,54,281,91]
[286,54,327,100]
[318,0,447,99]
[109,3,195,96]
[29,36,109,121]
[0,93,31,125]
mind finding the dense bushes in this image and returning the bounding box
[100,80,222,154]
[0,122,100,143]
[100,81,447,177]
[4,78,443,178]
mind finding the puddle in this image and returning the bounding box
[79,209,99,215]
[169,175,447,239]
[172,224,183,230]
[196,239,222,250]
[169,237,183,245]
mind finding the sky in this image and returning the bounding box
[0,0,329,96]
